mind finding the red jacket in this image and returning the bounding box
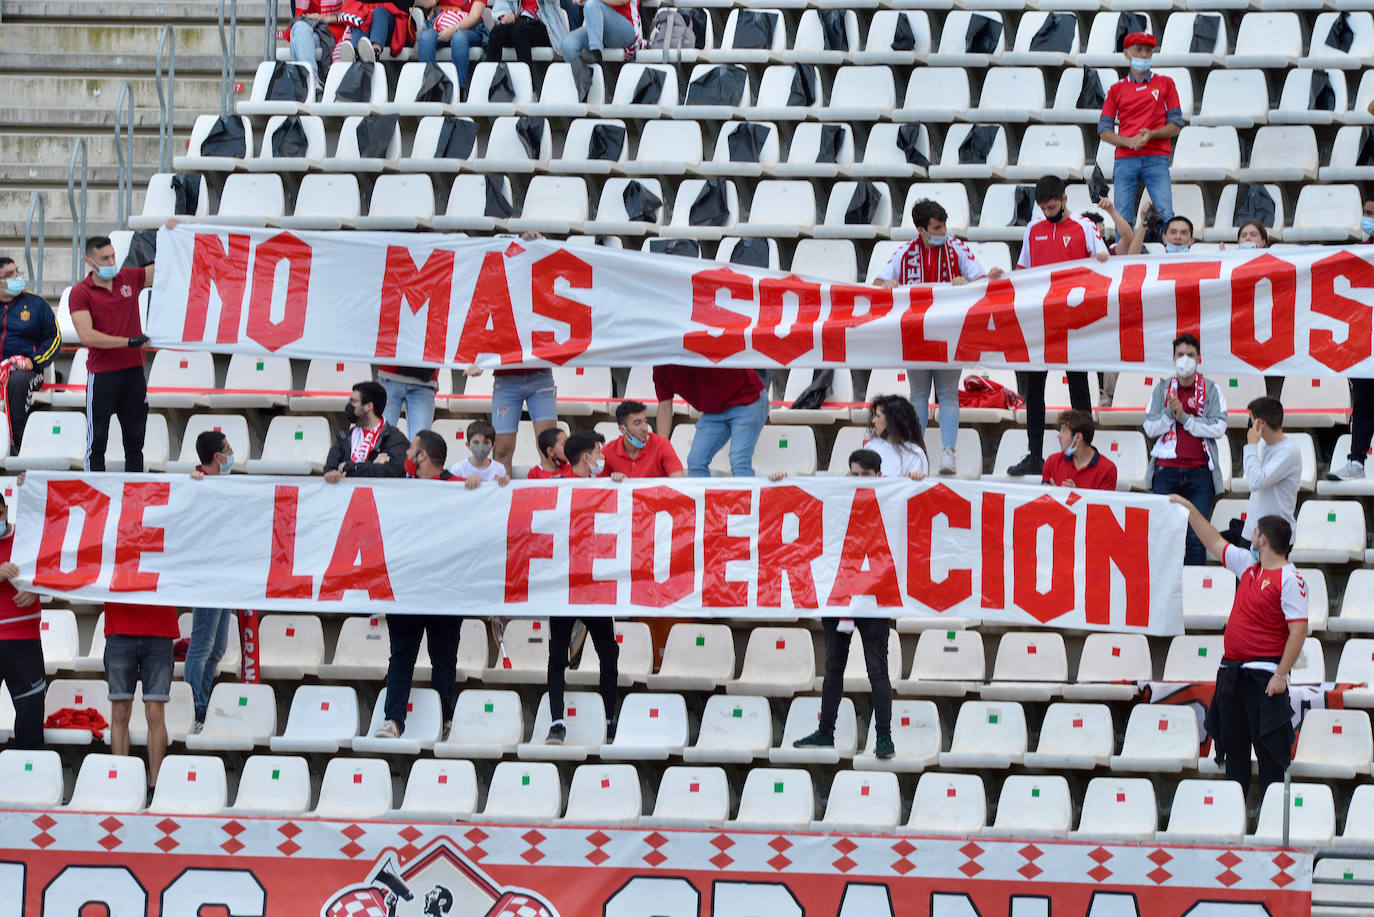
[340,0,414,56]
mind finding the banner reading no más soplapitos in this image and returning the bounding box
[11,473,1186,633]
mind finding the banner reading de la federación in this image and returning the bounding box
[11,473,1187,634]
[150,224,1374,374]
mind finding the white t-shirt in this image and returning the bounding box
[448,458,508,480]
[1241,437,1301,540]
[866,437,929,478]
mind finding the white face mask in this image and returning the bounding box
[590,458,604,475]
[1175,354,1198,378]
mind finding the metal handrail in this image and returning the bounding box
[218,0,239,116]
[114,81,135,231]
[23,193,45,296]
[1282,768,1291,846]
[66,139,88,288]
[265,0,279,62]
[155,25,177,173]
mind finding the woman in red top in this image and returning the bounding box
[526,427,574,479]
[415,0,488,97]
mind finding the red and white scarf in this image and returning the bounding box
[349,421,385,462]
[898,239,956,285]
[1152,373,1206,461]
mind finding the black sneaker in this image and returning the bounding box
[792,729,834,749]
[579,48,603,65]
[874,735,895,760]
[1007,453,1043,477]
[545,722,566,745]
[605,717,617,741]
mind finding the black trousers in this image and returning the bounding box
[547,617,617,722]
[0,639,45,749]
[384,614,460,726]
[6,368,40,451]
[818,617,892,740]
[1349,378,1374,463]
[485,16,550,67]
[86,366,147,472]
[1212,665,1292,797]
[1020,370,1091,455]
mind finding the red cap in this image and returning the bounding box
[1123,32,1157,49]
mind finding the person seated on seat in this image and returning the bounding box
[290,0,346,80]
[483,0,568,68]
[405,429,461,480]
[601,400,684,480]
[527,427,573,479]
[1041,410,1117,491]
[447,419,511,489]
[324,380,409,483]
[414,0,488,99]
[559,0,641,85]
[865,394,928,480]
[0,256,59,452]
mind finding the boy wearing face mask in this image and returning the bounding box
[1041,410,1117,491]
[0,258,59,452]
[1144,334,1227,565]
[1099,31,1182,225]
[447,419,512,489]
[564,430,605,477]
[185,430,236,733]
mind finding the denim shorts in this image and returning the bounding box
[104,634,174,702]
[491,369,558,434]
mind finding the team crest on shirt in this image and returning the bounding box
[119,284,133,298]
[1152,90,1160,100]
[18,310,28,322]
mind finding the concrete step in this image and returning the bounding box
[0,188,143,225]
[0,74,227,112]
[0,105,201,132]
[0,162,159,185]
[0,50,263,77]
[0,23,262,57]
[0,132,167,168]
[2,0,269,26]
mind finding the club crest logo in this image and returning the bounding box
[120,284,134,298]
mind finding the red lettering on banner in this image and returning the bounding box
[980,492,1004,609]
[827,489,902,606]
[754,276,820,366]
[1086,505,1150,627]
[375,246,454,363]
[266,486,313,599]
[757,486,822,607]
[1042,266,1111,363]
[821,285,892,362]
[318,488,394,602]
[906,485,972,611]
[630,487,696,607]
[569,489,618,604]
[454,252,524,365]
[1158,261,1221,340]
[1012,496,1076,623]
[1230,253,1296,370]
[245,232,312,352]
[33,481,110,590]
[530,250,593,365]
[702,490,752,607]
[111,482,169,592]
[954,278,1029,364]
[183,232,251,343]
[505,487,558,602]
[1117,264,1147,363]
[684,268,752,362]
[899,287,947,363]
[1309,250,1374,371]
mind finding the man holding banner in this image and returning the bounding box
[324,381,409,483]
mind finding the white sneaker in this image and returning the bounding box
[410,6,426,36]
[939,447,957,475]
[337,41,356,63]
[358,37,377,63]
[1328,460,1366,482]
[373,719,401,739]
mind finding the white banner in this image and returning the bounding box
[149,224,1374,374]
[11,473,1187,634]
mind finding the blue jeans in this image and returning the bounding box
[184,608,231,716]
[1151,464,1214,566]
[351,7,395,49]
[492,369,557,434]
[560,0,637,57]
[1113,154,1173,224]
[909,368,960,452]
[418,22,490,89]
[289,20,325,79]
[384,614,460,726]
[688,390,769,477]
[381,378,436,434]
[105,635,174,703]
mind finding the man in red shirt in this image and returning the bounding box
[1041,410,1118,491]
[602,400,684,480]
[1008,176,1109,479]
[1173,498,1307,796]
[653,366,767,477]
[404,429,460,480]
[69,234,160,473]
[104,602,179,791]
[1099,31,1182,224]
[0,492,43,748]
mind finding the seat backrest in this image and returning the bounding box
[261,415,332,462]
[1294,183,1362,231]
[1162,635,1224,681]
[909,772,985,834]
[911,628,985,680]
[723,8,787,51]
[219,174,285,219]
[670,179,739,229]
[1035,703,1114,755]
[991,631,1068,682]
[653,766,730,822]
[520,176,589,221]
[540,62,604,106]
[711,121,778,166]
[467,61,534,104]
[830,66,896,108]
[1084,12,1154,54]
[823,181,889,227]
[779,696,857,753]
[738,627,814,682]
[981,67,1046,107]
[1200,69,1269,115]
[755,64,819,110]
[321,61,389,105]
[1077,777,1157,835]
[792,238,857,283]
[900,183,971,231]
[259,115,326,160]
[736,768,814,824]
[612,64,680,106]
[232,755,311,813]
[1166,778,1245,837]
[529,691,607,747]
[659,623,735,680]
[394,61,462,104]
[686,64,752,106]
[607,693,688,749]
[316,757,393,818]
[793,9,860,53]
[259,614,326,669]
[564,763,642,822]
[401,759,478,816]
[693,694,771,755]
[69,753,146,812]
[1254,781,1335,844]
[869,11,931,54]
[1294,709,1373,766]
[992,775,1072,833]
[0,749,64,807]
[870,699,941,762]
[949,701,1027,756]
[938,11,1006,55]
[281,685,359,742]
[151,755,229,814]
[367,174,435,219]
[1119,703,1200,758]
[788,122,853,166]
[820,770,900,826]
[904,68,969,112]
[202,683,277,742]
[450,689,523,746]
[484,762,562,818]
[365,686,442,742]
[1075,633,1151,684]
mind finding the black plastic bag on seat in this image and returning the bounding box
[515,117,544,158]
[727,123,769,162]
[571,60,593,102]
[787,64,818,107]
[845,181,881,225]
[1076,68,1106,111]
[1114,13,1147,52]
[631,68,666,104]
[1089,164,1111,202]
[650,239,700,258]
[171,174,201,215]
[436,117,478,159]
[489,62,517,102]
[1359,127,1374,166]
[121,230,158,270]
[896,124,929,167]
[1327,11,1355,52]
[958,125,998,164]
[685,65,746,106]
[682,9,708,48]
[1029,13,1075,52]
[689,178,730,226]
[1233,184,1276,228]
[817,124,846,163]
[1310,69,1337,111]
[1013,185,1035,226]
[356,113,398,158]
[965,14,1002,53]
[1190,14,1220,53]
[622,180,662,222]
[201,116,246,157]
[589,123,626,161]
[891,14,916,51]
[791,370,833,410]
[733,10,776,49]
[266,61,310,102]
[272,116,309,158]
[820,10,848,51]
[484,176,515,218]
[417,63,454,103]
[335,61,374,102]
[728,237,771,267]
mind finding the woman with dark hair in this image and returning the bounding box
[1236,219,1268,249]
[867,394,929,479]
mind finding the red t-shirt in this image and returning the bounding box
[527,462,575,479]
[68,267,146,374]
[0,528,38,641]
[606,0,637,25]
[1102,73,1181,160]
[1040,449,1118,491]
[518,0,538,14]
[104,602,180,639]
[1017,215,1107,268]
[653,365,764,415]
[297,0,346,40]
[1221,544,1307,662]
[1155,384,1208,469]
[601,433,683,478]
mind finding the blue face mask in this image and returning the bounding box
[1164,243,1190,253]
[1362,216,1374,238]
[1249,545,1261,565]
[1237,241,1257,250]
[926,235,947,247]
[626,433,647,450]
[220,453,234,472]
[4,278,24,296]
[1130,57,1151,73]
[1064,435,1079,459]
[95,264,118,281]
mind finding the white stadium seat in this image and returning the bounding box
[558,763,642,826]
[729,627,815,695]
[518,691,607,762]
[896,68,970,122]
[1290,499,1366,563]
[1158,779,1247,844]
[0,749,64,808]
[683,694,772,763]
[601,693,689,760]
[397,759,478,820]
[970,68,1046,123]
[1229,12,1301,67]
[899,628,985,697]
[1024,703,1116,769]
[854,699,941,772]
[435,689,524,759]
[771,696,858,764]
[984,775,1072,838]
[645,766,731,828]
[270,685,360,754]
[185,683,277,752]
[726,767,814,829]
[308,61,389,117]
[315,757,392,819]
[353,687,443,755]
[229,755,311,815]
[814,770,901,831]
[475,761,562,823]
[1249,782,1335,847]
[67,753,145,813]
[174,114,255,171]
[1288,183,1364,242]
[1110,704,1201,773]
[150,755,229,815]
[979,631,1068,702]
[904,772,986,835]
[1071,777,1157,842]
[940,700,1028,768]
[1273,70,1348,126]
[464,61,535,116]
[1063,633,1150,702]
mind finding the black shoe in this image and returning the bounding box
[605,717,617,741]
[1007,453,1043,477]
[874,735,895,760]
[792,728,834,749]
[579,48,603,65]
[545,722,566,745]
